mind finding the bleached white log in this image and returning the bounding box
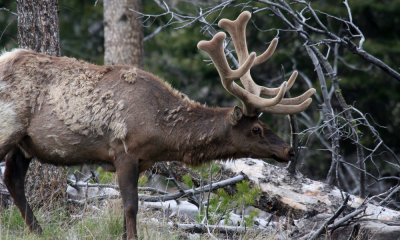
[140,200,198,221]
[221,158,400,239]
[222,159,400,221]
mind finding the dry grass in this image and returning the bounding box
[0,199,283,240]
[0,200,183,240]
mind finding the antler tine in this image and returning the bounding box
[254,38,278,66]
[218,11,281,96]
[280,88,316,105]
[218,11,251,65]
[215,11,316,115]
[260,98,313,115]
[197,32,256,81]
[218,11,277,67]
[198,32,289,112]
[260,71,298,96]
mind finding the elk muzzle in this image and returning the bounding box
[271,146,295,163]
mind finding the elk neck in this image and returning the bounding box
[160,101,237,166]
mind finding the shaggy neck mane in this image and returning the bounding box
[159,94,237,165]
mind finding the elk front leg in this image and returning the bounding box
[115,156,139,240]
[3,147,43,234]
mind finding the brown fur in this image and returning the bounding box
[0,49,294,239]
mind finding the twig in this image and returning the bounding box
[0,7,17,16]
[68,181,169,195]
[67,194,120,205]
[305,45,341,185]
[302,194,350,240]
[205,163,213,221]
[345,223,360,240]
[143,26,162,42]
[68,182,119,189]
[161,162,185,195]
[177,223,262,234]
[378,185,400,206]
[286,93,299,175]
[160,162,200,207]
[327,206,366,230]
[139,174,244,202]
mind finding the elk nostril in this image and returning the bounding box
[287,148,295,159]
[289,149,295,157]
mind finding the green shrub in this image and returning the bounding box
[197,180,260,226]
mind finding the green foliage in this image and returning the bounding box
[58,0,104,63]
[138,175,148,187]
[182,173,194,188]
[197,180,260,226]
[245,209,260,227]
[189,162,221,179]
[0,206,26,233]
[96,167,115,184]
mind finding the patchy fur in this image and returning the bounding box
[0,100,23,145]
[121,68,137,84]
[2,49,127,140]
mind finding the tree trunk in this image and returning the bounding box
[17,0,60,56]
[16,0,67,210]
[104,0,143,67]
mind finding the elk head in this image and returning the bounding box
[197,11,316,162]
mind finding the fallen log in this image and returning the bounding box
[221,159,400,240]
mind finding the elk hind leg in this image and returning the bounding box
[3,147,43,234]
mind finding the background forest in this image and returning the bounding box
[1,0,400,239]
[2,0,399,180]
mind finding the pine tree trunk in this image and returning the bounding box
[17,0,61,56]
[16,0,66,210]
[104,0,143,67]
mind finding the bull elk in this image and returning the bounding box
[0,12,315,239]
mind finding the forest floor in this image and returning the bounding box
[0,199,280,240]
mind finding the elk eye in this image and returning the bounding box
[252,127,262,136]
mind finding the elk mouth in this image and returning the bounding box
[270,147,295,163]
[271,154,290,163]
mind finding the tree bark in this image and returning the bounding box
[104,0,143,67]
[16,0,66,209]
[17,0,60,56]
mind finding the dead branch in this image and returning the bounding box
[160,162,200,207]
[152,162,206,186]
[0,7,17,16]
[286,92,300,175]
[328,206,367,231]
[302,194,350,240]
[67,194,120,205]
[176,223,261,234]
[139,174,244,202]
[68,182,119,189]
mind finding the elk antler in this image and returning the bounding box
[198,11,316,116]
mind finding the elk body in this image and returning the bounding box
[0,12,315,239]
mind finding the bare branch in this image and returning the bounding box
[139,174,245,202]
[0,7,17,16]
[177,223,262,234]
[302,194,350,240]
[328,206,366,231]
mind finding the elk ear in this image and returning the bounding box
[230,106,243,126]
